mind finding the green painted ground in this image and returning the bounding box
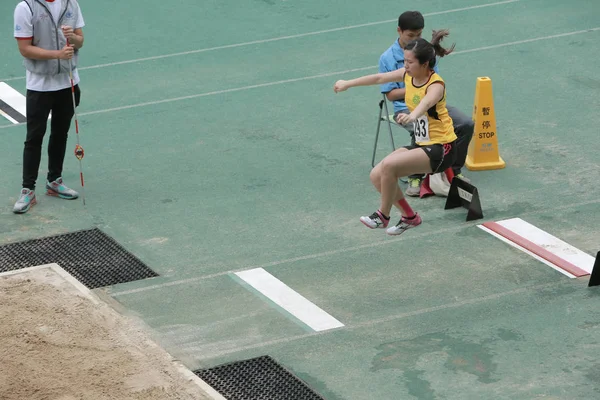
[1,0,599,398]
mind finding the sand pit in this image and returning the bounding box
[0,264,220,400]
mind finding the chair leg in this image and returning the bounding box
[382,97,395,151]
[372,99,385,168]
[373,94,398,168]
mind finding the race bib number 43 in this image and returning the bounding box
[413,115,430,143]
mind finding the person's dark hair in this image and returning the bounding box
[404,29,455,69]
[397,11,424,31]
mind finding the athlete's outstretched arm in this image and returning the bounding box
[396,82,445,125]
[334,68,406,93]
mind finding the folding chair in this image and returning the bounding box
[372,94,409,182]
[372,93,398,168]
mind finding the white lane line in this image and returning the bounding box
[234,268,344,332]
[2,26,599,131]
[192,280,563,361]
[0,0,521,82]
[0,110,19,125]
[109,198,600,297]
[110,223,471,297]
[79,66,375,117]
[453,27,600,55]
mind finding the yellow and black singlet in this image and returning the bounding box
[404,72,457,145]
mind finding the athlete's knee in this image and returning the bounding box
[370,164,381,183]
[380,156,400,177]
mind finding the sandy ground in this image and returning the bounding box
[0,265,216,400]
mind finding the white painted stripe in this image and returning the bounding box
[477,225,576,278]
[109,198,600,297]
[79,66,375,117]
[0,109,19,124]
[496,218,595,274]
[235,268,344,332]
[195,281,563,361]
[0,82,27,117]
[0,0,520,81]
[2,26,599,131]
[452,27,600,55]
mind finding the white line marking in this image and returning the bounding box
[109,198,600,297]
[111,223,469,297]
[0,0,520,82]
[477,225,576,278]
[0,82,27,117]
[452,27,600,55]
[235,268,344,332]
[193,280,563,361]
[78,66,375,117]
[1,26,599,131]
[497,218,595,273]
[0,109,19,124]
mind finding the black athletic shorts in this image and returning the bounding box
[403,140,457,174]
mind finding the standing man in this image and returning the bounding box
[13,0,85,214]
[379,10,474,196]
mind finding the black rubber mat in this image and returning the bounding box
[0,228,158,289]
[194,355,325,400]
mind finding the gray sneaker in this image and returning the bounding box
[405,178,421,197]
[386,213,422,236]
[46,177,79,199]
[13,188,36,214]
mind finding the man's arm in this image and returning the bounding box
[61,26,84,48]
[14,3,74,60]
[378,54,405,102]
[16,38,73,60]
[378,53,406,102]
[385,87,406,102]
[68,3,86,49]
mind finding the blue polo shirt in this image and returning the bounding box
[378,40,440,113]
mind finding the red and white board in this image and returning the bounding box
[478,218,595,278]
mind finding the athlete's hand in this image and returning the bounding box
[396,113,416,125]
[61,25,74,40]
[333,80,349,93]
[57,44,74,60]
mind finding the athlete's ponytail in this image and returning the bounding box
[405,30,456,69]
[431,29,455,58]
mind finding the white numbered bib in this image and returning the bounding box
[413,115,430,143]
